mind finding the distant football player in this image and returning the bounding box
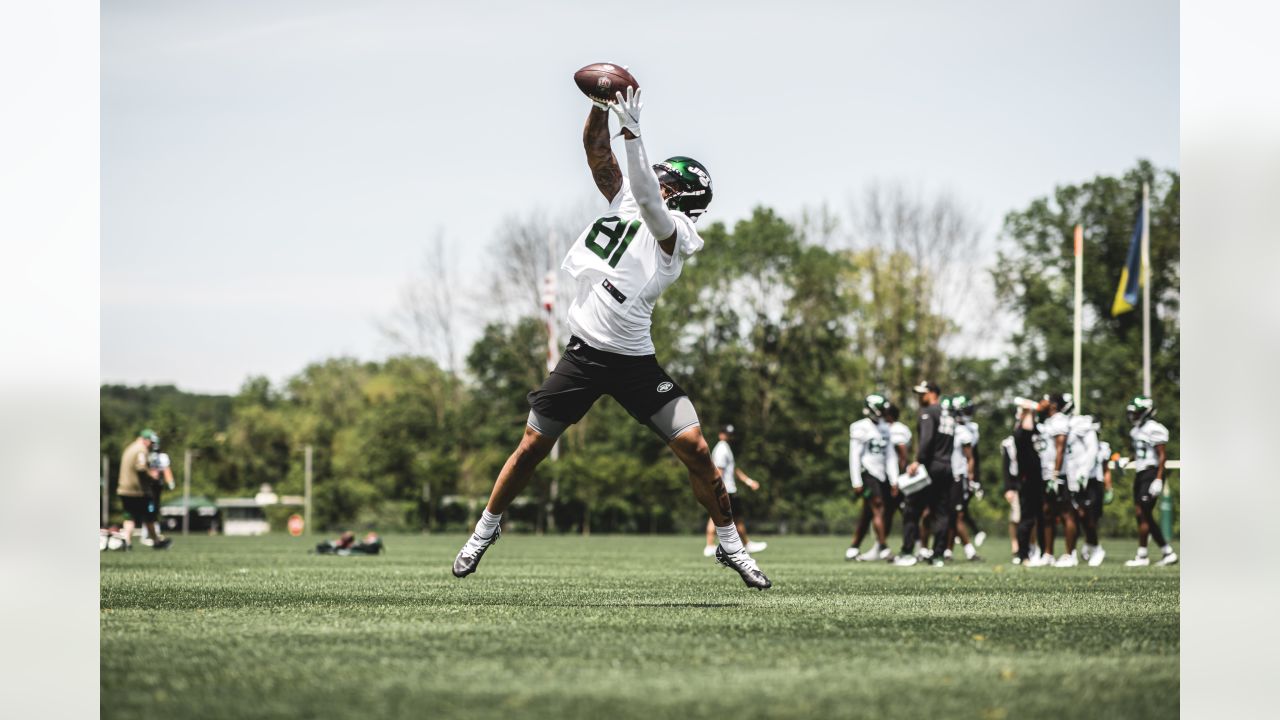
[703,425,765,557]
[1067,414,1108,566]
[947,395,982,561]
[895,381,954,567]
[1037,393,1078,567]
[451,85,771,589]
[1123,396,1177,566]
[1000,432,1021,561]
[143,437,177,546]
[1012,400,1046,566]
[845,394,898,561]
[883,401,910,554]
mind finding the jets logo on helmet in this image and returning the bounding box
[863,393,889,419]
[949,394,975,419]
[652,156,713,221]
[1126,395,1156,425]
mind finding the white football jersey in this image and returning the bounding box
[711,439,737,494]
[890,421,912,448]
[1095,440,1112,481]
[1066,415,1100,483]
[562,178,704,355]
[1130,419,1169,471]
[951,421,979,478]
[149,451,171,471]
[1036,412,1071,476]
[850,418,892,482]
[1000,435,1019,478]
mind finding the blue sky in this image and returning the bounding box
[102,0,1178,393]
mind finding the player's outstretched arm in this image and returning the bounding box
[610,87,677,249]
[584,106,622,201]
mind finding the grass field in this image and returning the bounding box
[101,534,1178,719]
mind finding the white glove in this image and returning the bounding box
[167,481,175,490]
[609,86,643,137]
[1149,478,1164,496]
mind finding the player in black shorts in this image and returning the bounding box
[451,82,770,589]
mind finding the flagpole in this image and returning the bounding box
[1073,224,1083,413]
[1141,182,1151,397]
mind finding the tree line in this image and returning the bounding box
[100,161,1179,536]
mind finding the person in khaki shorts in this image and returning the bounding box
[117,429,171,550]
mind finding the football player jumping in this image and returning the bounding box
[451,86,771,589]
[1123,396,1177,566]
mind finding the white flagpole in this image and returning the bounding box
[1073,224,1083,413]
[1141,182,1151,397]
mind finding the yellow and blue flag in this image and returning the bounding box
[1111,205,1144,316]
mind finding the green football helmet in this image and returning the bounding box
[652,156,713,221]
[950,394,975,420]
[863,393,890,420]
[1125,396,1156,425]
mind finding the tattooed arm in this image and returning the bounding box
[583,106,622,201]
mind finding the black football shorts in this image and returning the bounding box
[121,495,156,523]
[528,336,690,437]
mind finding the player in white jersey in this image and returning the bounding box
[1036,393,1079,567]
[1067,415,1110,566]
[703,425,765,557]
[142,438,176,546]
[1123,396,1177,566]
[452,85,771,590]
[1000,433,1022,561]
[845,394,898,561]
[881,402,911,557]
[946,396,982,561]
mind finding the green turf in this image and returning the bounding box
[101,534,1178,719]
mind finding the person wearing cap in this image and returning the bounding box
[703,425,765,557]
[116,429,172,550]
[895,381,954,567]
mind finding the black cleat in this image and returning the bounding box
[452,526,500,578]
[716,545,772,590]
[152,537,173,550]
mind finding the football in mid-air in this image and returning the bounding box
[573,63,639,104]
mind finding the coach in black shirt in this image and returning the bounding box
[898,380,955,566]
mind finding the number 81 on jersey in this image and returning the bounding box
[584,216,642,268]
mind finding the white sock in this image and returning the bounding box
[1161,544,1174,555]
[474,509,502,538]
[715,524,744,554]
[964,543,976,559]
[1136,546,1149,558]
